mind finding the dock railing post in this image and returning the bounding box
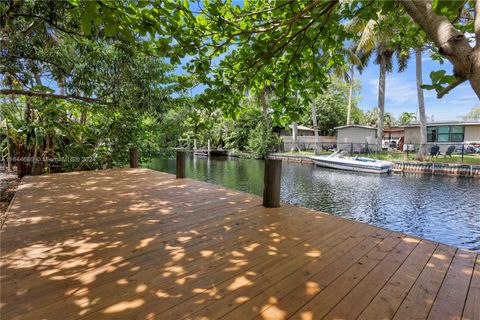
[176,151,186,179]
[129,148,138,168]
[263,158,282,208]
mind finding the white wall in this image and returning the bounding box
[337,127,376,144]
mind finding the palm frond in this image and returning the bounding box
[396,48,410,73]
[356,19,377,53]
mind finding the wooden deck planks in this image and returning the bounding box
[463,255,480,320]
[0,168,478,320]
[427,249,477,320]
[357,239,438,320]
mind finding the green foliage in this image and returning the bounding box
[1,0,475,174]
[247,121,280,159]
[421,70,457,93]
[463,106,480,120]
[362,108,397,127]
[224,106,262,151]
[400,112,416,125]
[299,77,363,135]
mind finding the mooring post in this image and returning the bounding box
[129,148,138,168]
[17,144,26,178]
[263,158,282,208]
[176,151,186,179]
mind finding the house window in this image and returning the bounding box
[427,127,437,142]
[451,126,464,142]
[426,125,464,143]
[437,126,450,142]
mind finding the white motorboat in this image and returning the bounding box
[310,152,392,174]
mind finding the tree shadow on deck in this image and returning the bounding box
[1,169,477,320]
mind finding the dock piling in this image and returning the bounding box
[176,151,186,179]
[129,148,138,168]
[263,159,282,208]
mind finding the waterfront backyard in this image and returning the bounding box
[2,1,480,319]
[1,168,478,320]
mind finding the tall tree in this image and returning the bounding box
[354,17,409,150]
[415,48,428,160]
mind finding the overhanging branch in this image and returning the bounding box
[0,89,111,105]
[437,78,466,98]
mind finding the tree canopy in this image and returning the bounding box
[1,0,479,171]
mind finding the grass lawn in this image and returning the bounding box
[272,151,480,165]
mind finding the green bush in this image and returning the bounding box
[247,122,280,159]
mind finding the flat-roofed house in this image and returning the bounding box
[403,121,480,144]
[403,121,480,151]
[334,124,378,152]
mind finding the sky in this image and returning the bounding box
[357,50,478,121]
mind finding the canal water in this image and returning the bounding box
[144,155,480,251]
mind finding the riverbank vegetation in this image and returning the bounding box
[1,1,478,173]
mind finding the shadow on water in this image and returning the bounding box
[144,154,480,251]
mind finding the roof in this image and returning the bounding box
[402,121,480,127]
[383,126,405,132]
[288,125,315,131]
[334,124,376,130]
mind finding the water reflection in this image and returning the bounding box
[144,155,480,251]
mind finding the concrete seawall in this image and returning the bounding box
[392,161,480,177]
[267,154,314,164]
[267,154,480,177]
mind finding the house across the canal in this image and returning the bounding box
[335,124,377,152]
[403,121,480,150]
[279,125,336,151]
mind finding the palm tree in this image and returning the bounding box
[333,46,364,125]
[400,112,416,125]
[352,17,409,150]
[415,47,428,160]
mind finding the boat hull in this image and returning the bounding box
[310,156,392,174]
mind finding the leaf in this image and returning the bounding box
[432,0,465,15]
[104,21,118,36]
[81,13,91,34]
[430,70,446,82]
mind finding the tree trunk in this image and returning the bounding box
[310,97,319,151]
[400,0,480,98]
[79,107,87,143]
[31,142,42,175]
[260,87,270,130]
[43,135,50,173]
[292,122,298,152]
[347,66,354,125]
[415,47,428,160]
[377,50,387,151]
[5,120,12,172]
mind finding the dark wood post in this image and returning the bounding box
[176,151,186,179]
[17,144,26,178]
[129,148,138,168]
[263,158,282,208]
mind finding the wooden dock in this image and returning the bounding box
[1,168,478,320]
